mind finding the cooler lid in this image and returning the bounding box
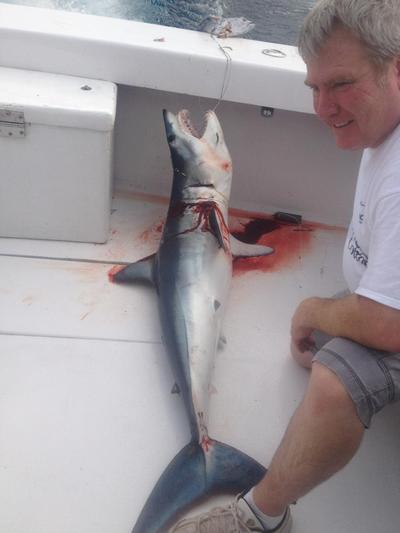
[0,67,117,131]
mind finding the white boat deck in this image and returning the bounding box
[0,191,399,533]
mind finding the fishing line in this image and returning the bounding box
[211,34,233,111]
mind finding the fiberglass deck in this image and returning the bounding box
[0,191,399,533]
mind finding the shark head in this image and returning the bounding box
[163,109,232,201]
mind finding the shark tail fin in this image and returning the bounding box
[132,439,266,533]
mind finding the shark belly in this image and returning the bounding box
[157,227,232,443]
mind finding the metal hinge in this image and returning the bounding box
[0,109,26,138]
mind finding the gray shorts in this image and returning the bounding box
[312,331,400,428]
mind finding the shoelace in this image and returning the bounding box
[170,497,252,533]
[200,501,245,533]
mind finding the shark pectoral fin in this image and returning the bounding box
[209,207,227,251]
[230,234,274,258]
[131,440,266,533]
[109,254,155,285]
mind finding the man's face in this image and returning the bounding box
[305,26,400,150]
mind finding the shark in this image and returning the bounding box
[110,109,273,532]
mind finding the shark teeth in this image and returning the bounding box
[178,109,201,138]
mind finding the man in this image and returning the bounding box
[170,0,400,531]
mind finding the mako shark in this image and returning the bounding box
[111,109,273,532]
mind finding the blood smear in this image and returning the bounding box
[230,214,318,276]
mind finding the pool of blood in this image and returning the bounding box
[230,214,318,276]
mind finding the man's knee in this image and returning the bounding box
[307,362,357,417]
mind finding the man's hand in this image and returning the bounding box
[290,297,319,368]
[290,293,400,363]
[291,302,315,352]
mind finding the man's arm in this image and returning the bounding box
[291,293,400,354]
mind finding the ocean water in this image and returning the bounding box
[3,0,317,45]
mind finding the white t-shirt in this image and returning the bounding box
[342,123,400,310]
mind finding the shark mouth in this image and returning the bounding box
[178,109,209,139]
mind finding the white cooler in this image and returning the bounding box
[0,67,117,243]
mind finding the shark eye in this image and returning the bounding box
[168,133,176,143]
[215,133,220,144]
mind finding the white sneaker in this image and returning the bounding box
[169,494,292,532]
